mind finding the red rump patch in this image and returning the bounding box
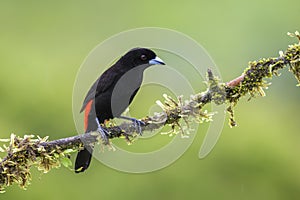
[84,100,94,131]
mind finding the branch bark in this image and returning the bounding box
[0,32,299,193]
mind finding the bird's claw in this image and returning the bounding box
[132,118,145,136]
[95,118,109,145]
[119,116,145,136]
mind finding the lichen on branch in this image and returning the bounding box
[0,31,299,193]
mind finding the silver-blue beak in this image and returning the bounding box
[149,56,165,65]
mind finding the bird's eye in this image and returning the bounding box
[140,54,147,61]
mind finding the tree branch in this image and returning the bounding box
[0,31,299,193]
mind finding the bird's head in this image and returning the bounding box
[118,47,165,69]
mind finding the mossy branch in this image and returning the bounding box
[0,31,300,193]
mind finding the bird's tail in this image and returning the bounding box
[75,147,93,173]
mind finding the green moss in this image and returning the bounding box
[0,134,75,192]
[224,31,300,126]
[0,31,299,193]
[285,32,300,85]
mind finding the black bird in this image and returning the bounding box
[75,48,165,173]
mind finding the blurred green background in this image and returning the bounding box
[1,0,300,199]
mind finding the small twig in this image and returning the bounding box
[226,74,245,87]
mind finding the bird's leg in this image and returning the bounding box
[95,117,110,145]
[119,116,145,135]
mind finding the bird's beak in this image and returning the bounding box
[149,56,165,65]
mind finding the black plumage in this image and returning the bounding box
[75,48,165,173]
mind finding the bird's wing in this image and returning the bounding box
[80,68,118,113]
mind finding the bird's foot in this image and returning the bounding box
[119,116,145,136]
[95,117,110,145]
